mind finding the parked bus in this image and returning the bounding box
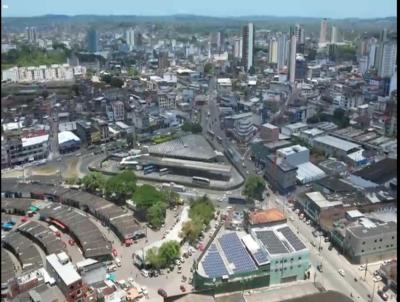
[143,164,156,175]
[162,182,186,193]
[192,176,210,186]
[159,168,169,176]
[228,196,247,204]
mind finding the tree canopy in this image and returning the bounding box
[180,217,203,245]
[81,172,106,193]
[189,195,215,226]
[147,201,167,229]
[133,184,166,210]
[181,122,202,134]
[145,240,180,269]
[105,170,137,203]
[243,175,266,200]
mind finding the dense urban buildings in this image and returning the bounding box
[1,3,397,302]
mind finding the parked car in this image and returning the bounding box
[115,257,121,267]
[359,264,366,271]
[378,290,389,301]
[141,269,149,278]
[373,276,382,282]
[180,285,186,292]
[68,239,75,246]
[157,289,167,298]
[338,269,345,277]
[328,245,333,251]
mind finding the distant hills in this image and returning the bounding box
[3,14,396,35]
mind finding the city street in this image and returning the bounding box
[269,193,391,302]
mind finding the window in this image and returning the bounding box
[361,250,364,253]
[290,258,294,261]
[379,239,383,242]
[284,259,287,263]
[392,236,395,240]
[275,269,278,272]
[374,239,377,243]
[298,264,301,268]
[298,256,302,260]
[290,266,293,270]
[362,241,366,245]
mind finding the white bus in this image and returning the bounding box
[192,176,210,186]
[162,182,186,192]
[159,168,169,176]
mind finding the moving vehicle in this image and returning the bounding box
[192,176,210,187]
[157,289,167,298]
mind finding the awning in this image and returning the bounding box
[51,219,66,230]
[29,205,40,212]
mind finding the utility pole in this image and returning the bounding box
[371,280,376,302]
[364,260,368,281]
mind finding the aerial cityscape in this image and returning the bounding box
[0,1,397,302]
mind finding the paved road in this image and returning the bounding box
[269,193,387,302]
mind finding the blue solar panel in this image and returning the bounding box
[252,249,269,264]
[219,233,257,273]
[201,244,229,278]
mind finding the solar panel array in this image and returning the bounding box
[278,226,306,251]
[252,249,269,265]
[256,230,289,254]
[201,244,229,278]
[219,233,257,273]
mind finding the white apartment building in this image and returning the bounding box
[2,64,86,82]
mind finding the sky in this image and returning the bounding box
[2,0,397,18]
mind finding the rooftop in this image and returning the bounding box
[46,253,81,286]
[58,131,80,144]
[305,192,342,209]
[147,134,216,161]
[348,221,397,239]
[353,158,397,184]
[313,135,360,152]
[21,134,49,148]
[248,208,285,225]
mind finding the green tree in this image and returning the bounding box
[243,175,266,200]
[147,201,167,229]
[133,184,165,210]
[110,77,124,88]
[146,247,163,269]
[189,195,215,226]
[158,241,180,266]
[204,62,213,74]
[161,189,180,207]
[191,123,202,134]
[180,218,203,244]
[100,74,112,84]
[105,170,137,203]
[126,133,136,148]
[82,172,106,193]
[181,122,192,132]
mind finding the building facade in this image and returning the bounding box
[242,23,255,72]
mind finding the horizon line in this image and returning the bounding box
[2,13,397,20]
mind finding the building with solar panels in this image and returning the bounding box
[194,225,309,293]
[251,224,310,284]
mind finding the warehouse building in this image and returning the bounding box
[58,131,81,154]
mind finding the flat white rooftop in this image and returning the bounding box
[46,253,81,286]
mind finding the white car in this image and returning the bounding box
[373,276,382,282]
[359,264,367,271]
[141,269,149,278]
[338,269,345,277]
[306,220,311,225]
